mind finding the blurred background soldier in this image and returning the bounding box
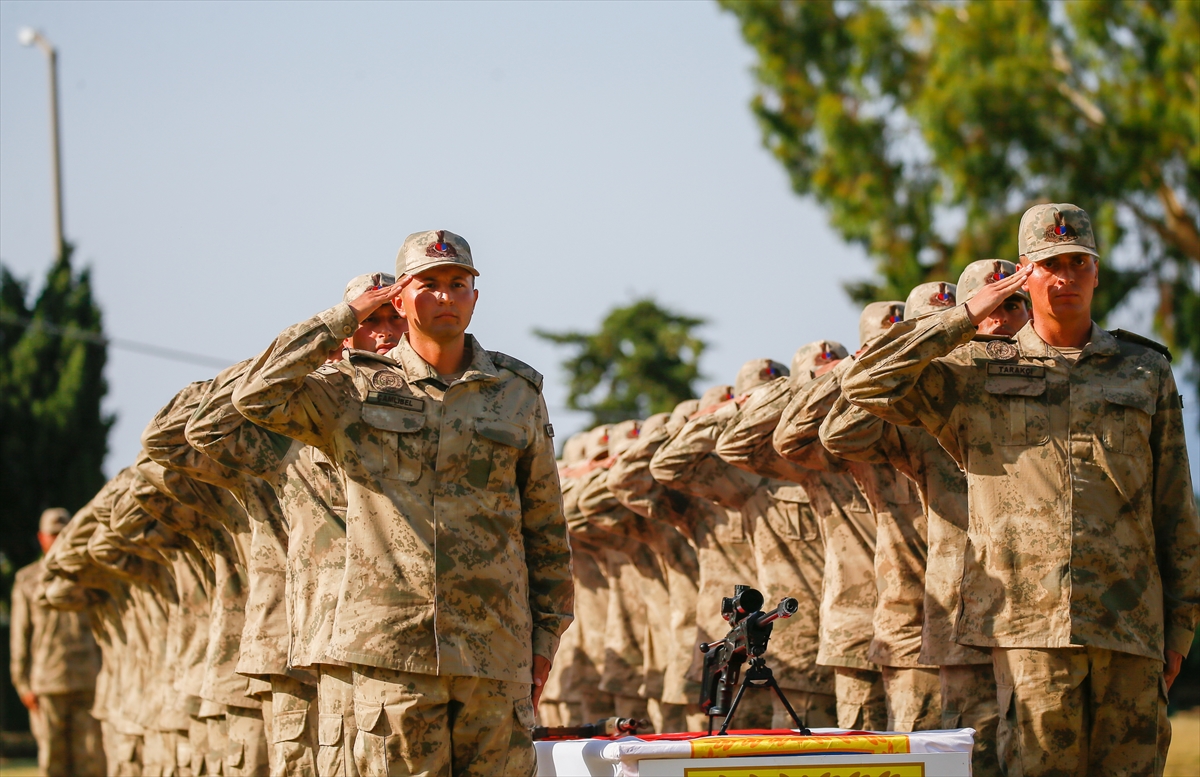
[9,507,105,777]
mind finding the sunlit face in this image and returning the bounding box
[1021,252,1098,320]
[346,299,407,354]
[977,296,1032,337]
[400,265,478,343]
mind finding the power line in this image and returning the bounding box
[1,311,234,369]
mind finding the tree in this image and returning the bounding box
[0,245,113,572]
[535,298,707,426]
[720,0,1199,387]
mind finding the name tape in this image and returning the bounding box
[365,391,425,413]
[986,363,1045,379]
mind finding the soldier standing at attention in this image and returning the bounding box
[842,203,1200,776]
[9,508,105,777]
[233,230,573,777]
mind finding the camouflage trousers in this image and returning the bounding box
[993,646,1170,777]
[350,666,536,777]
[833,667,887,730]
[317,666,358,777]
[224,705,269,777]
[881,666,942,731]
[33,691,105,777]
[264,676,318,777]
[940,663,1001,777]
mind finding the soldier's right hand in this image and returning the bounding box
[347,276,412,324]
[19,691,37,712]
[965,262,1033,326]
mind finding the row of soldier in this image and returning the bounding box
[9,207,1198,777]
[12,230,576,777]
[541,258,1016,775]
[12,269,406,777]
[540,203,1199,777]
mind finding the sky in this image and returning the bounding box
[1,0,1196,482]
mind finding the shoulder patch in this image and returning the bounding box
[347,349,399,366]
[1110,329,1172,361]
[489,351,544,392]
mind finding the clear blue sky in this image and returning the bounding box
[2,0,1196,481]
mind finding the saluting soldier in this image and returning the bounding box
[232,229,573,777]
[842,203,1200,776]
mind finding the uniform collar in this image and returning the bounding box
[1016,320,1116,361]
[388,333,498,385]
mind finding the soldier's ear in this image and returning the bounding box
[1092,258,1100,289]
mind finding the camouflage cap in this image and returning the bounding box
[903,282,957,321]
[396,229,478,278]
[666,399,701,435]
[697,384,734,411]
[608,419,643,458]
[582,425,611,462]
[639,412,671,439]
[859,301,905,346]
[734,358,789,397]
[791,340,849,381]
[39,507,71,535]
[560,432,589,465]
[343,272,396,303]
[957,259,1029,305]
[1018,203,1099,263]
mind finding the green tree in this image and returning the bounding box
[0,245,113,571]
[535,298,707,426]
[720,0,1199,383]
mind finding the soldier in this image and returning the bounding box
[842,203,1200,775]
[716,341,883,731]
[184,272,405,777]
[232,229,573,776]
[10,508,106,777]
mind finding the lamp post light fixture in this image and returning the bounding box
[19,27,66,259]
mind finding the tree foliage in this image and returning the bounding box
[535,299,706,426]
[721,0,1199,377]
[0,245,114,571]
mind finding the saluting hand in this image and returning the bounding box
[965,263,1033,326]
[347,276,412,324]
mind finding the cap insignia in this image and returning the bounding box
[425,230,458,258]
[1044,212,1076,243]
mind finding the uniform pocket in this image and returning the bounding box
[354,700,385,734]
[318,713,343,747]
[360,405,425,482]
[272,709,309,743]
[983,378,1049,446]
[1101,388,1154,456]
[472,419,530,492]
[224,740,244,769]
[774,496,818,541]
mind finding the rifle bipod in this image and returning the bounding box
[706,656,811,736]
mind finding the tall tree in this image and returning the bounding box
[535,298,706,426]
[721,0,1199,386]
[0,245,113,571]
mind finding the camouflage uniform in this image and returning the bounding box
[715,347,873,730]
[231,229,572,777]
[10,541,105,777]
[649,383,775,730]
[143,389,273,777]
[842,204,1200,774]
[607,411,707,732]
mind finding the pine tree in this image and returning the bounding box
[0,244,114,572]
[536,298,707,426]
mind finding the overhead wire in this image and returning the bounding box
[0,311,235,369]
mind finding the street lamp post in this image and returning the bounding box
[18,27,66,260]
